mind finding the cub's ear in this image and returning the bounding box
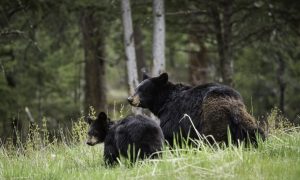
[97,112,107,121]
[142,72,150,80]
[85,117,93,125]
[157,72,168,84]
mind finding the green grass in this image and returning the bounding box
[1,129,300,180]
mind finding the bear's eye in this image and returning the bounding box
[88,131,93,136]
[138,82,155,93]
[88,130,99,136]
[138,88,149,96]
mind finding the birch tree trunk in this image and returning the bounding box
[152,0,165,76]
[121,0,141,114]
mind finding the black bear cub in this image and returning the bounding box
[85,112,164,166]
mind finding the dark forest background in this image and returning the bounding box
[0,0,299,142]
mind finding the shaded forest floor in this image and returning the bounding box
[1,124,300,179]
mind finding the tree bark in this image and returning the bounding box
[80,8,107,113]
[222,0,233,86]
[188,34,210,85]
[276,53,285,114]
[152,0,165,76]
[134,23,146,81]
[211,1,233,86]
[121,0,141,114]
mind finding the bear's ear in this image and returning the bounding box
[97,112,107,121]
[85,116,93,125]
[156,72,168,84]
[142,72,150,80]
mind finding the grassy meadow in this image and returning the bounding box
[0,111,300,180]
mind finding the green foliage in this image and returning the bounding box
[1,0,300,141]
[25,123,43,153]
[267,107,294,133]
[71,106,101,143]
[235,35,300,122]
[71,116,89,143]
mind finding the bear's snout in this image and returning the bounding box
[86,136,99,146]
[127,95,140,106]
[86,141,93,146]
[127,96,134,103]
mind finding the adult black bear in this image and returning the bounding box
[128,73,265,147]
[85,112,164,166]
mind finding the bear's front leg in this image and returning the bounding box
[104,144,119,166]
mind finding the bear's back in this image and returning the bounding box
[178,82,242,101]
[157,82,244,145]
[114,115,163,145]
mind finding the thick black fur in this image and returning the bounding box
[85,112,164,166]
[128,73,266,147]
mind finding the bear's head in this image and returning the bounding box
[127,72,168,108]
[85,112,109,146]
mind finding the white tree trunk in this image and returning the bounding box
[121,0,141,114]
[152,0,166,76]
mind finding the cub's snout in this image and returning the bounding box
[86,135,99,146]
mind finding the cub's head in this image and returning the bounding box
[85,112,109,146]
[127,72,169,108]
